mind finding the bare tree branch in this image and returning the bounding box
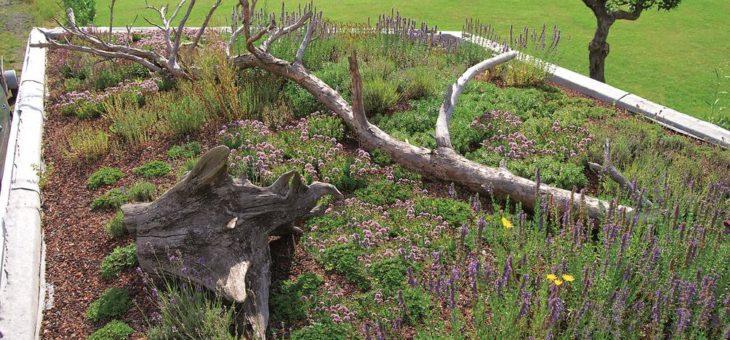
[588,139,652,206]
[191,0,222,49]
[435,52,518,148]
[295,14,317,65]
[169,0,197,67]
[35,30,163,73]
[261,11,312,51]
[109,0,117,41]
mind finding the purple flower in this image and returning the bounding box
[675,307,691,334]
[547,296,563,326]
[651,289,662,325]
[407,267,418,287]
[517,291,531,319]
[501,255,513,286]
[697,275,717,328]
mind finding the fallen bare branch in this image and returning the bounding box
[589,139,652,207]
[227,0,633,219]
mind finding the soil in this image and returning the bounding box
[40,109,221,338]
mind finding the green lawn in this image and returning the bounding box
[90,0,730,120]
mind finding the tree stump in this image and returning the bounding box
[121,145,342,338]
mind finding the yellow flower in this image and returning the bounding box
[562,274,575,282]
[546,274,558,282]
[501,217,513,229]
[553,279,564,286]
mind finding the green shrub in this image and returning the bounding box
[88,167,124,190]
[354,180,412,206]
[510,157,587,190]
[363,78,399,115]
[285,83,322,118]
[94,71,121,91]
[146,280,236,340]
[61,100,105,119]
[320,155,367,192]
[134,161,171,178]
[100,244,137,280]
[104,93,157,146]
[370,148,392,165]
[270,273,324,323]
[291,322,351,340]
[167,142,202,159]
[369,257,407,293]
[104,211,126,238]
[63,78,84,92]
[321,243,369,290]
[393,164,421,182]
[162,96,207,137]
[60,64,89,80]
[454,41,491,66]
[62,0,96,26]
[88,320,134,340]
[398,66,438,100]
[127,181,156,202]
[86,288,131,322]
[414,197,472,227]
[402,286,432,324]
[91,188,128,211]
[64,127,109,163]
[308,114,345,140]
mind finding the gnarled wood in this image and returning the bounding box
[121,146,342,338]
[33,3,200,80]
[227,2,633,219]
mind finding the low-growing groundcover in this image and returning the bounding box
[40,22,729,338]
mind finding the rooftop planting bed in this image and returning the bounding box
[38,12,730,339]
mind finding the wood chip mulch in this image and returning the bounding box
[39,109,224,338]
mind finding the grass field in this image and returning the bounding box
[71,0,730,121]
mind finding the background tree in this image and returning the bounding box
[582,0,681,82]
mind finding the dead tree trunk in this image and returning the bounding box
[228,0,633,219]
[121,146,342,338]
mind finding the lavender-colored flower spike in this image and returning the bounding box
[547,297,563,327]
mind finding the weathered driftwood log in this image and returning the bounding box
[121,145,342,338]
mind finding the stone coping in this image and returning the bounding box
[0,28,47,340]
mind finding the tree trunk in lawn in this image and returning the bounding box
[121,146,342,339]
[589,14,615,82]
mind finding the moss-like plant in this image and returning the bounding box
[87,167,124,190]
[354,180,412,206]
[88,320,134,340]
[321,243,369,290]
[134,161,171,178]
[167,142,202,159]
[104,210,126,239]
[91,188,128,211]
[270,273,324,323]
[127,181,157,202]
[100,244,137,280]
[86,288,131,322]
[290,322,351,340]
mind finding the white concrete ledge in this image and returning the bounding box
[0,28,47,340]
[443,31,730,149]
